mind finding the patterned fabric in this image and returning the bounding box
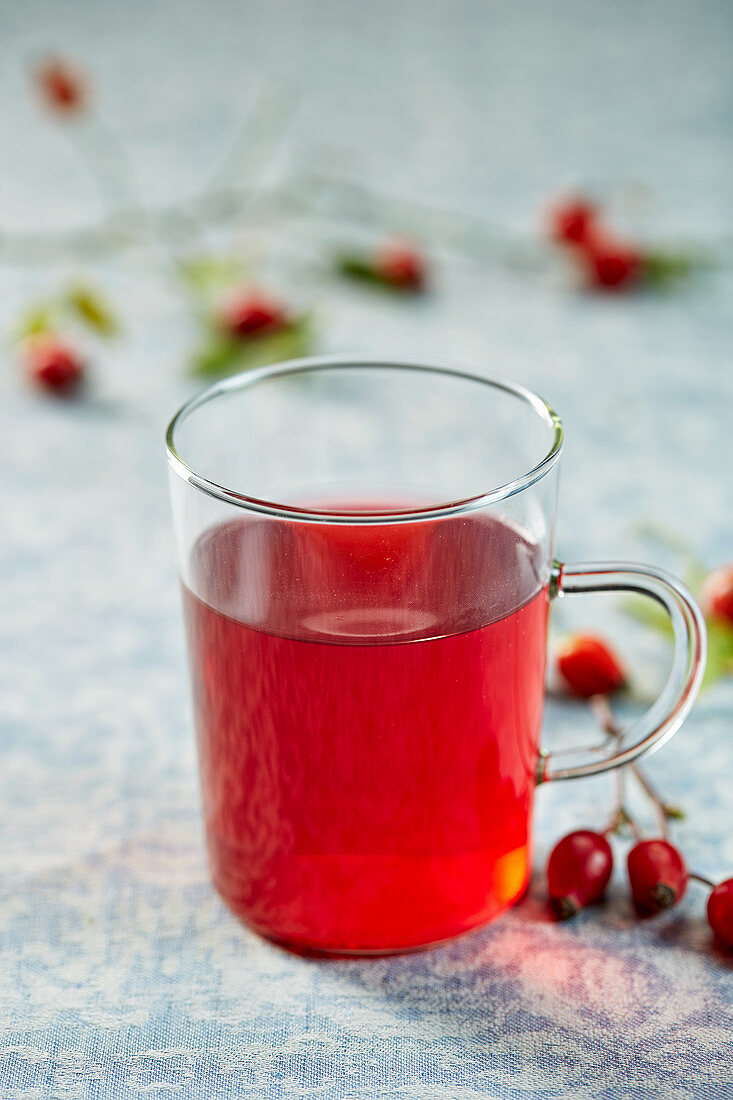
[1,1,732,1096]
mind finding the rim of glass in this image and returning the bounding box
[165,354,564,523]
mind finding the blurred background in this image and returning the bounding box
[2,0,732,551]
[2,1,732,1096]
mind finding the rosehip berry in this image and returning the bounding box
[707,879,733,949]
[34,58,86,114]
[627,839,688,913]
[548,198,600,246]
[555,633,625,699]
[219,291,288,339]
[583,240,644,291]
[547,830,614,919]
[700,566,733,627]
[24,336,85,396]
[373,240,426,291]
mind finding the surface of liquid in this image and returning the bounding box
[182,511,549,952]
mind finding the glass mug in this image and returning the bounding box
[166,357,706,955]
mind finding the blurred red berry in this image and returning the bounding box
[373,240,426,291]
[34,57,86,114]
[548,198,599,246]
[547,830,614,919]
[24,336,85,396]
[556,634,625,698]
[707,879,733,949]
[583,240,644,291]
[219,291,289,339]
[627,839,688,913]
[700,566,733,627]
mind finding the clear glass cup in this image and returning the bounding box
[166,356,706,955]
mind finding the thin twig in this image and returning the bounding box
[603,805,643,841]
[589,694,675,839]
[629,764,670,839]
[601,755,643,839]
[202,81,296,198]
[689,871,715,889]
[590,693,620,739]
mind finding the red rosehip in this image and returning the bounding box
[555,633,625,699]
[547,830,614,919]
[373,239,426,291]
[700,566,733,627]
[548,198,600,246]
[24,336,85,396]
[583,239,644,291]
[707,878,733,949]
[218,290,289,339]
[34,57,86,114]
[627,838,688,913]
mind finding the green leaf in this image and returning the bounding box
[633,520,696,559]
[623,595,733,690]
[643,252,694,287]
[66,284,118,336]
[643,248,714,289]
[335,254,414,292]
[15,305,55,339]
[191,336,244,379]
[622,595,674,637]
[702,619,733,688]
[178,255,246,301]
[191,315,313,379]
[684,561,709,595]
[337,255,382,283]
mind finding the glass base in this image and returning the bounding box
[216,881,528,958]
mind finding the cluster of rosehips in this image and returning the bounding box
[19,285,117,397]
[24,246,427,397]
[551,632,733,951]
[547,196,692,292]
[25,52,428,394]
[31,55,426,299]
[214,239,426,352]
[548,829,733,950]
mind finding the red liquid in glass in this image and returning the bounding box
[182,512,549,953]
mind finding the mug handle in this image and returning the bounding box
[538,560,707,784]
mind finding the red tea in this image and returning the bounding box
[182,511,549,952]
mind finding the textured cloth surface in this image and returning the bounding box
[1,2,733,1098]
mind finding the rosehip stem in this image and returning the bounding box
[602,764,642,839]
[603,805,642,840]
[628,761,670,840]
[688,871,715,889]
[589,694,671,839]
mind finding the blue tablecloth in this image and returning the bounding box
[2,2,732,1096]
